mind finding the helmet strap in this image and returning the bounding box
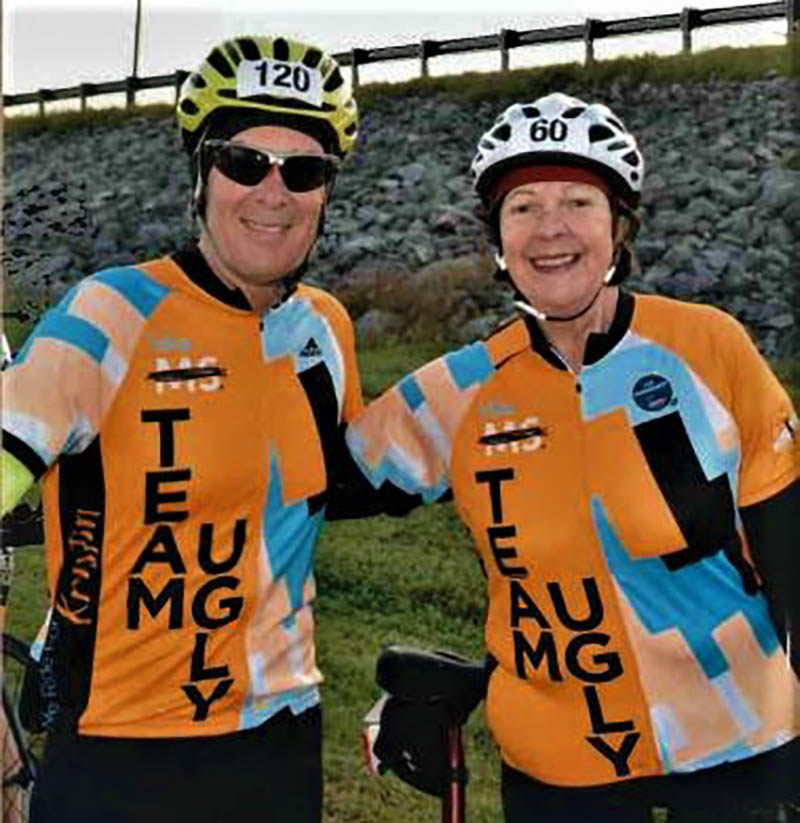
[509,246,620,323]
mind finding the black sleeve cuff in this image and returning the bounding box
[2,429,48,479]
[740,478,800,676]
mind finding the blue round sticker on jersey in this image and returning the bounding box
[632,374,673,412]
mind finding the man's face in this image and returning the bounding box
[199,125,327,295]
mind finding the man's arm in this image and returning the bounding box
[325,425,429,520]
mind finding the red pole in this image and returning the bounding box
[442,726,466,823]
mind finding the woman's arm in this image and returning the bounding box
[740,478,799,676]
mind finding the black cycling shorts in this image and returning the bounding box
[502,736,800,823]
[30,706,322,823]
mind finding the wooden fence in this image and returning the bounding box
[4,1,797,117]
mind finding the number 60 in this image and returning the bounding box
[530,118,568,142]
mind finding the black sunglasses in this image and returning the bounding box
[203,140,339,193]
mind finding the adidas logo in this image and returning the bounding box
[300,338,322,358]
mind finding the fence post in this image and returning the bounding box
[789,0,800,36]
[584,19,603,65]
[79,83,89,113]
[351,48,367,89]
[125,76,136,109]
[499,28,518,71]
[174,70,189,108]
[37,89,48,118]
[419,39,437,78]
[680,7,700,53]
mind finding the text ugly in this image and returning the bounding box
[129,407,248,722]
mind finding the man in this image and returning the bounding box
[1,34,361,823]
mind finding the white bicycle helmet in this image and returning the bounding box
[471,92,643,209]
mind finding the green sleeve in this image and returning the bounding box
[1,449,34,515]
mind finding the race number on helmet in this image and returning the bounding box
[177,35,358,158]
[471,92,644,208]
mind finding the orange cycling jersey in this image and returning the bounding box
[1,247,363,738]
[347,291,799,786]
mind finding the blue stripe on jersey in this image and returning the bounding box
[444,342,494,390]
[399,375,425,411]
[346,428,449,503]
[679,740,756,773]
[93,267,170,318]
[263,451,322,614]
[261,296,345,408]
[591,496,779,680]
[21,311,109,365]
[240,685,320,731]
[581,342,736,485]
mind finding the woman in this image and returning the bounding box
[347,93,799,821]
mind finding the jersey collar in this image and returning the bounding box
[522,290,635,370]
[172,243,252,310]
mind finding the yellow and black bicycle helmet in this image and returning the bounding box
[177,35,358,159]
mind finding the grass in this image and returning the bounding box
[4,341,798,821]
[4,42,797,137]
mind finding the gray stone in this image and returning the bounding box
[766,222,793,248]
[766,313,795,330]
[686,197,719,222]
[135,222,172,247]
[757,168,799,212]
[635,240,667,267]
[642,265,672,286]
[698,248,732,272]
[662,243,695,270]
[721,148,756,170]
[395,162,427,187]
[407,235,436,267]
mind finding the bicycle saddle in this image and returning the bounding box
[376,645,488,724]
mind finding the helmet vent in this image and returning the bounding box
[180,99,200,115]
[237,38,262,62]
[562,106,585,119]
[589,124,615,143]
[491,124,511,141]
[521,106,540,118]
[479,139,495,150]
[224,42,241,66]
[190,73,207,89]
[207,48,235,79]
[622,151,640,167]
[606,140,628,151]
[607,117,626,132]
[323,67,344,92]
[217,89,238,99]
[304,48,323,68]
[345,122,357,136]
[273,38,290,62]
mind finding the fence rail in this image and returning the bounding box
[4,1,796,116]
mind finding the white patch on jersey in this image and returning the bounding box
[773,414,798,454]
[1,411,55,466]
[101,345,127,389]
[650,703,687,762]
[710,670,760,736]
[236,58,323,108]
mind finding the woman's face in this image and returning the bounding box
[499,180,614,317]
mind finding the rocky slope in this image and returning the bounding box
[3,74,798,356]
